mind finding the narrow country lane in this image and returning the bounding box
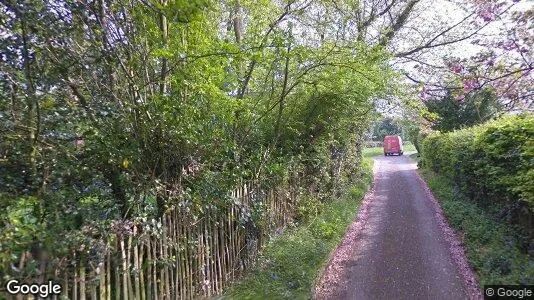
[315,153,479,300]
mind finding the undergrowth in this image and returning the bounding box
[223,158,374,299]
[420,168,534,285]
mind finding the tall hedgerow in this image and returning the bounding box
[421,114,534,234]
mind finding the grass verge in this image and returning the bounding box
[419,168,534,285]
[362,144,417,159]
[223,159,374,299]
[362,147,384,158]
[403,143,417,152]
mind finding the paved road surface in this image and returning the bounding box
[315,154,470,300]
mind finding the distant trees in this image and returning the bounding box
[425,88,503,132]
[367,118,402,141]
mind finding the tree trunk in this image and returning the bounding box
[20,17,39,191]
[159,0,169,95]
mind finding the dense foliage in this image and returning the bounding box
[2,0,529,296]
[424,88,502,132]
[0,0,392,283]
[367,118,403,141]
[421,114,534,240]
[228,162,373,299]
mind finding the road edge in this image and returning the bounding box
[312,157,380,299]
[414,169,483,300]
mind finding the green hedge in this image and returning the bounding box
[421,114,534,231]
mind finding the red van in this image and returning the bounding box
[383,135,403,156]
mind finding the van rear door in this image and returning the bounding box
[383,136,401,155]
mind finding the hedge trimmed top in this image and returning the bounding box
[421,114,534,213]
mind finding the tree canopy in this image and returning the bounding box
[425,88,503,132]
[0,0,393,277]
[0,0,531,296]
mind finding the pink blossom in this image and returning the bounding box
[449,62,464,74]
[480,10,494,22]
[502,40,517,50]
[463,78,480,93]
[478,4,495,22]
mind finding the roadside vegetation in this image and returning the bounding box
[420,169,534,284]
[362,143,417,158]
[419,114,534,284]
[225,154,374,299]
[1,0,531,298]
[1,1,393,296]
[362,147,385,158]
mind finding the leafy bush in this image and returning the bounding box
[0,0,392,291]
[226,160,373,299]
[421,114,534,237]
[424,88,502,132]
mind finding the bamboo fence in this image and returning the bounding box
[4,181,299,300]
